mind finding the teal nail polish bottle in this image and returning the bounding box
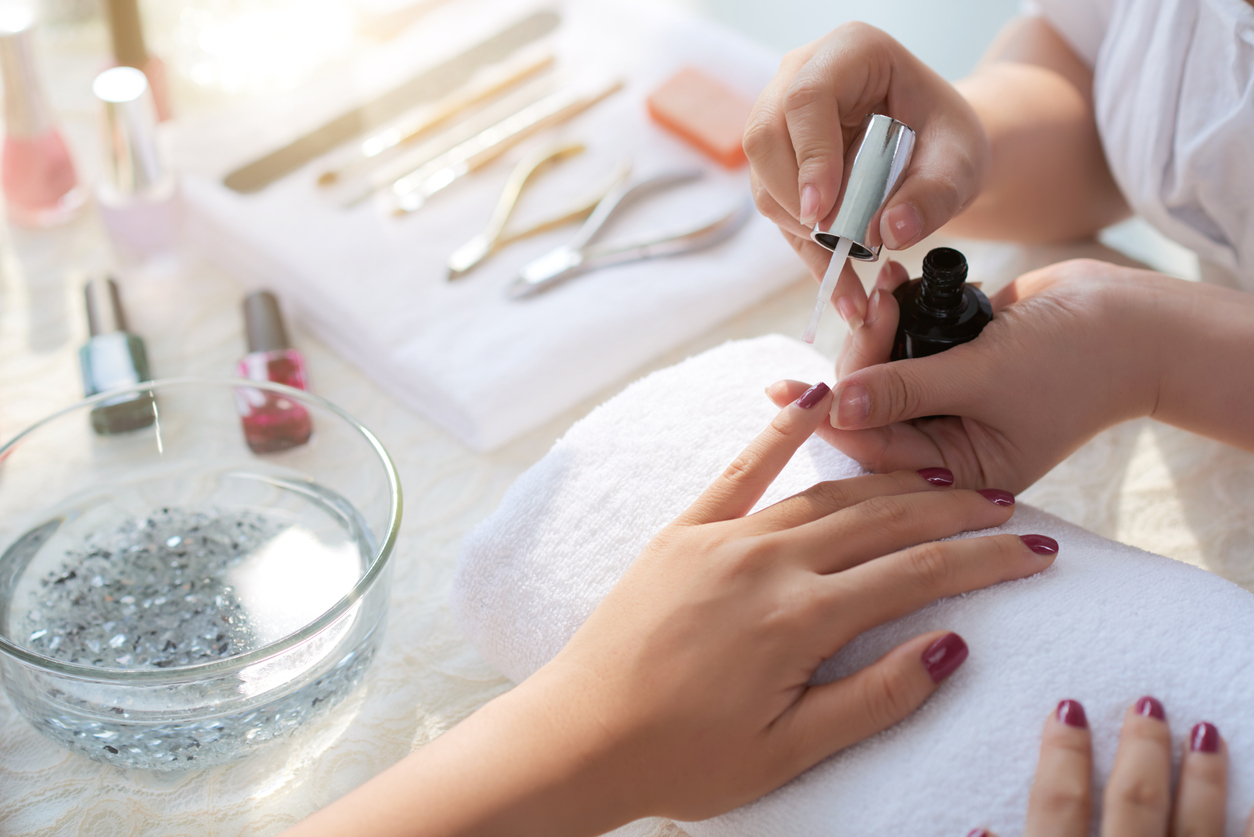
[890,247,992,361]
[78,276,157,434]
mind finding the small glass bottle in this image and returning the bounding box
[93,66,180,263]
[0,8,85,228]
[236,291,313,454]
[79,276,157,435]
[890,247,992,361]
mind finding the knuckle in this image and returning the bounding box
[859,494,911,530]
[720,452,757,488]
[904,542,956,593]
[1034,777,1089,819]
[883,367,922,422]
[742,115,780,162]
[1107,775,1169,817]
[861,664,919,731]
[804,480,854,513]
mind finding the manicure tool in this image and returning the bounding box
[222,9,560,194]
[508,170,753,299]
[317,47,555,187]
[390,78,623,215]
[447,141,631,279]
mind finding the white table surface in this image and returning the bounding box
[2,7,1253,836]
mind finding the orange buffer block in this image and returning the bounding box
[646,66,754,169]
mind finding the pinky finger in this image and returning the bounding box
[1174,722,1227,837]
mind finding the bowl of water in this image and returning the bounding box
[0,378,401,769]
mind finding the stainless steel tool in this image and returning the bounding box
[389,78,622,215]
[447,140,631,279]
[509,170,752,299]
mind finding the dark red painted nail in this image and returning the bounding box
[1021,534,1059,555]
[922,632,968,684]
[796,382,830,409]
[918,467,954,486]
[966,830,989,837]
[1191,722,1220,753]
[977,488,1015,506]
[1056,699,1087,728]
[1136,696,1165,720]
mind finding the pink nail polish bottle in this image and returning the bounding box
[0,9,85,228]
[104,0,171,122]
[236,291,313,454]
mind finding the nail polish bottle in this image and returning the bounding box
[79,277,157,435]
[104,0,171,121]
[236,291,313,454]
[890,247,992,361]
[93,65,180,261]
[0,9,85,228]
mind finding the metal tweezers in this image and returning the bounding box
[508,170,752,299]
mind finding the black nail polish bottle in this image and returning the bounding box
[890,247,992,361]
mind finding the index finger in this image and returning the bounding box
[677,381,833,526]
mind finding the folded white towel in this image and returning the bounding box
[454,334,1254,836]
[174,0,798,451]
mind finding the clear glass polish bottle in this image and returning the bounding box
[0,8,85,228]
[890,247,992,361]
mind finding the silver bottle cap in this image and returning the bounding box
[810,114,915,261]
[0,8,53,139]
[92,66,173,203]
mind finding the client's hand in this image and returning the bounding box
[975,697,1235,837]
[288,383,1059,837]
[769,258,1163,492]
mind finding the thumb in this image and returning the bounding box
[780,631,968,768]
[831,348,982,429]
[879,109,989,250]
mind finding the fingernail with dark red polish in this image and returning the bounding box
[796,382,830,409]
[1021,534,1059,555]
[918,467,954,487]
[1056,699,1087,728]
[1191,722,1220,753]
[922,632,968,684]
[966,830,989,837]
[977,488,1015,507]
[1136,696,1165,720]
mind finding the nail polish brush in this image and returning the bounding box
[801,114,915,343]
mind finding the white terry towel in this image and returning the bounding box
[174,0,798,452]
[454,334,1254,836]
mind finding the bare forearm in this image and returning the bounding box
[1148,278,1254,451]
[947,16,1129,242]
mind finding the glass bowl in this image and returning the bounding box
[0,378,401,770]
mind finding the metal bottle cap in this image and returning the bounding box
[93,66,171,202]
[810,114,915,261]
[85,276,129,336]
[243,291,291,353]
[0,8,54,138]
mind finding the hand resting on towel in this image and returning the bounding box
[286,383,1059,836]
[772,258,1254,493]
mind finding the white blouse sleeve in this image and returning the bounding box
[1019,0,1115,69]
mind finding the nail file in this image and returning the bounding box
[802,236,852,343]
[222,9,561,194]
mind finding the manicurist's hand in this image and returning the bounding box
[771,257,1254,492]
[288,384,1060,837]
[744,22,988,326]
[974,697,1235,837]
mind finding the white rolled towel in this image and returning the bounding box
[453,334,1254,836]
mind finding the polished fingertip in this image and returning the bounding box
[1020,534,1059,555]
[966,830,989,837]
[922,632,968,684]
[918,467,954,487]
[799,184,819,228]
[1056,699,1088,728]
[977,488,1015,507]
[836,295,864,331]
[1135,695,1166,720]
[1191,721,1221,753]
[796,382,830,409]
[864,288,881,327]
[882,202,922,250]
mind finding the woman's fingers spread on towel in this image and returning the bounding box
[1100,699,1172,836]
[1023,701,1093,837]
[749,469,955,531]
[1172,723,1227,837]
[779,630,965,766]
[790,487,1015,572]
[677,381,833,525]
[825,534,1057,645]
